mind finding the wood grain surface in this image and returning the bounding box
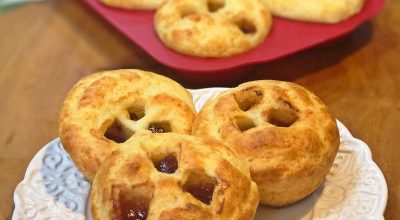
[0,0,399,219]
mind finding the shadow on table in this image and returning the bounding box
[250,21,373,83]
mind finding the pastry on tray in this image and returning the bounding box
[262,0,366,23]
[154,0,272,57]
[192,80,340,206]
[59,69,196,181]
[91,133,260,220]
[99,0,164,10]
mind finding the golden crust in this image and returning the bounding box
[91,133,260,220]
[154,0,272,57]
[99,0,165,10]
[192,80,340,206]
[59,69,196,181]
[262,0,366,23]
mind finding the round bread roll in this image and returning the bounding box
[91,133,260,220]
[262,0,366,23]
[192,80,340,206]
[59,69,196,181]
[154,0,272,57]
[99,0,164,10]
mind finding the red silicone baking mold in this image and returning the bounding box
[84,0,385,84]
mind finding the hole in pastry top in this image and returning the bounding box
[233,87,263,111]
[152,153,178,174]
[128,106,145,121]
[104,119,134,143]
[266,107,298,127]
[207,0,225,12]
[181,9,197,18]
[235,116,256,132]
[112,187,150,220]
[234,18,257,34]
[148,122,171,133]
[183,172,217,205]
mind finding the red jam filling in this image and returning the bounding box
[148,125,166,133]
[105,121,126,143]
[184,182,215,205]
[129,113,139,121]
[113,195,148,220]
[155,154,178,174]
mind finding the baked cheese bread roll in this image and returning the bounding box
[262,0,366,23]
[59,69,196,181]
[192,80,339,206]
[91,133,259,220]
[100,0,164,10]
[155,0,272,57]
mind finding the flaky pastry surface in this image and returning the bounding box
[91,133,259,220]
[262,0,366,23]
[192,80,340,206]
[59,69,195,181]
[155,0,272,57]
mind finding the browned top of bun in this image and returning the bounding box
[193,80,339,206]
[155,0,272,57]
[59,69,196,181]
[91,133,259,220]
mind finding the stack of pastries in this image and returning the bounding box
[98,0,366,57]
[59,69,340,219]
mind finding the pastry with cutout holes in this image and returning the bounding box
[192,80,340,206]
[59,69,196,181]
[262,0,366,23]
[91,133,260,220]
[99,0,165,10]
[154,0,272,57]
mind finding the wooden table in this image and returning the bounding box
[0,0,398,219]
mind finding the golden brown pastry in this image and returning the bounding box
[99,0,164,10]
[192,80,340,206]
[154,0,272,57]
[91,133,260,220]
[59,69,196,181]
[262,0,366,23]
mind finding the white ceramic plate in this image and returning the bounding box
[13,88,388,220]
